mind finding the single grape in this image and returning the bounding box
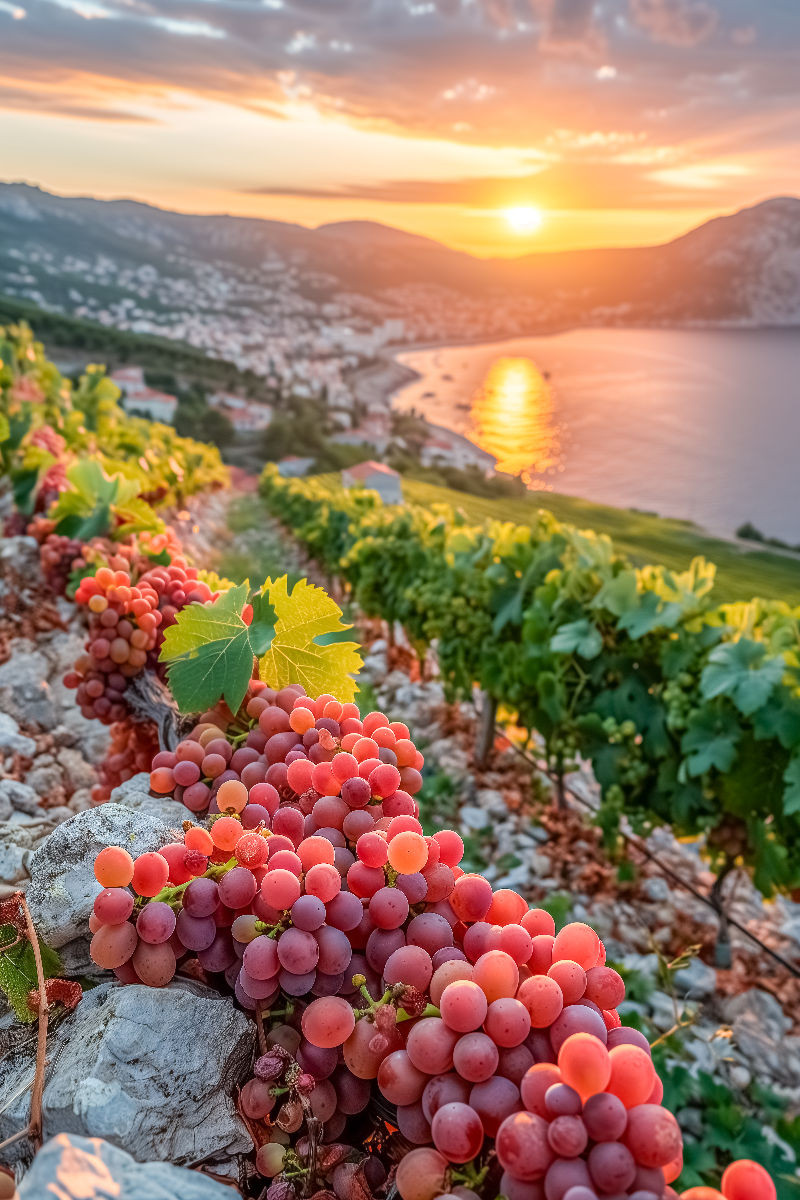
[94,846,134,888]
[93,888,134,925]
[301,996,356,1049]
[430,1101,484,1164]
[378,1049,429,1105]
[136,901,176,945]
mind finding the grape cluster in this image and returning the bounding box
[83,684,778,1200]
[64,563,214,724]
[91,720,161,805]
[37,529,84,594]
[149,682,423,817]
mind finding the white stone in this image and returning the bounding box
[673,956,717,1000]
[0,712,36,756]
[2,982,255,1170]
[18,1132,239,1197]
[109,774,195,826]
[459,804,491,831]
[26,803,176,949]
[0,643,57,728]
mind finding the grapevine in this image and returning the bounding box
[260,465,800,898]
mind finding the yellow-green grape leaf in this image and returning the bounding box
[198,568,238,594]
[114,496,164,540]
[257,576,362,701]
[160,583,277,715]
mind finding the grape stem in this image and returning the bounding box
[396,1002,440,1023]
[452,1159,489,1188]
[133,856,237,912]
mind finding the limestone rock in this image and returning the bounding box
[109,774,195,826]
[0,982,254,1170]
[0,712,37,756]
[0,641,57,729]
[0,779,40,817]
[26,804,175,948]
[673,956,718,1000]
[18,1133,236,1199]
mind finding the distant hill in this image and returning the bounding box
[496,196,800,325]
[1,182,799,325]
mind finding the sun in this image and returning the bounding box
[504,206,544,235]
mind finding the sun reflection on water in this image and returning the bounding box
[469,356,563,485]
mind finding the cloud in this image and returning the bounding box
[0,78,157,121]
[0,0,796,211]
[629,0,718,47]
[549,0,596,43]
[244,157,744,211]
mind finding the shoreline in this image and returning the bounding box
[349,329,800,557]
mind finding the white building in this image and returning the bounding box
[342,460,403,505]
[208,392,272,432]
[111,366,177,423]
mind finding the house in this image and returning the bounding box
[124,389,178,424]
[277,456,316,478]
[208,392,272,432]
[342,460,403,505]
[111,366,178,423]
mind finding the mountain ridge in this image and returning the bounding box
[1,181,800,326]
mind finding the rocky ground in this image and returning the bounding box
[1,494,798,1197]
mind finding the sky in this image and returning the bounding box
[1,0,798,255]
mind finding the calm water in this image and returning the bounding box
[392,327,800,541]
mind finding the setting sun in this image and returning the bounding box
[504,206,544,235]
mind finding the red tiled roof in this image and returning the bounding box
[343,460,399,480]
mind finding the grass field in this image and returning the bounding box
[308,474,800,605]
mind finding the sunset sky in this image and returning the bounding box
[1,0,798,255]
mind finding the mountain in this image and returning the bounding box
[1,183,799,329]
[496,196,800,325]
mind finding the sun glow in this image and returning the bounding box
[503,205,543,235]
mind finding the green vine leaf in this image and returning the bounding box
[550,618,602,659]
[700,639,785,716]
[257,577,362,701]
[160,583,277,715]
[680,707,741,777]
[48,457,162,541]
[783,754,800,817]
[0,922,63,1023]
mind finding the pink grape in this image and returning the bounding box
[430,1101,484,1163]
[301,996,356,1048]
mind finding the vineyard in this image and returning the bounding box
[0,322,797,1200]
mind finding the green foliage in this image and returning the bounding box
[51,459,163,541]
[161,582,278,714]
[174,394,235,448]
[656,1058,800,1199]
[161,575,362,714]
[0,320,227,513]
[260,463,800,894]
[0,921,64,1023]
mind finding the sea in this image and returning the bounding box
[391,327,800,542]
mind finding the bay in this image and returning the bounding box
[392,327,800,542]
